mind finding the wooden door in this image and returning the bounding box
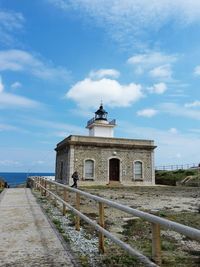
[109,158,120,181]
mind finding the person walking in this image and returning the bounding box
[71,171,79,188]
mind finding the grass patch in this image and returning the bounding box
[164,211,200,229]
[52,218,65,233]
[62,233,70,242]
[79,255,89,267]
[101,244,143,267]
[155,169,199,186]
[101,210,200,267]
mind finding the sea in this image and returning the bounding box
[0,172,55,187]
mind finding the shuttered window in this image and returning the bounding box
[85,160,94,179]
[134,161,143,180]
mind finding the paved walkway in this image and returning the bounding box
[0,188,78,267]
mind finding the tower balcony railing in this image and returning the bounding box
[87,118,116,127]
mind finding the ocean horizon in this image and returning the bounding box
[0,172,55,187]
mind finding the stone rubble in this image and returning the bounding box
[40,195,105,267]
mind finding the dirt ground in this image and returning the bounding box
[82,185,199,211]
[77,186,199,234]
[45,185,200,266]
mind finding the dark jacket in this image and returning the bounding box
[72,172,79,180]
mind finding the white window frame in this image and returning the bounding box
[84,159,95,180]
[133,160,144,180]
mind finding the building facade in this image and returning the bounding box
[55,105,156,186]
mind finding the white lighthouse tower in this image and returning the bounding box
[86,104,116,137]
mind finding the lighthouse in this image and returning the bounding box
[86,104,116,137]
[55,103,156,186]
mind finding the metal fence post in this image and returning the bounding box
[152,223,161,265]
[99,202,105,253]
[75,193,80,231]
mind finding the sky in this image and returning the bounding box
[0,0,200,172]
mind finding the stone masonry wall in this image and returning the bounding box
[73,145,154,186]
[55,148,69,184]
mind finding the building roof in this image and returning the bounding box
[55,135,156,151]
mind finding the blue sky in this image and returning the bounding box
[0,0,200,172]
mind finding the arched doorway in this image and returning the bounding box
[109,158,120,182]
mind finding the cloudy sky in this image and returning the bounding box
[0,0,200,172]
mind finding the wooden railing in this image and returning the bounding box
[30,177,200,267]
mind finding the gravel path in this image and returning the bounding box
[0,188,78,267]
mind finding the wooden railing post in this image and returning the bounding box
[36,178,38,190]
[40,178,43,196]
[152,223,161,265]
[48,182,51,200]
[99,202,105,253]
[55,184,58,195]
[75,193,80,231]
[38,177,40,191]
[62,188,68,215]
[42,178,45,196]
[44,179,47,196]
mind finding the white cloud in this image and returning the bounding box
[137,108,157,118]
[194,65,200,75]
[160,102,200,120]
[0,122,29,134]
[24,118,86,136]
[0,10,24,45]
[32,160,45,165]
[0,93,39,108]
[169,128,178,134]
[11,81,22,89]
[0,147,55,172]
[0,160,21,166]
[89,69,120,79]
[66,77,143,108]
[118,120,200,165]
[0,49,70,82]
[48,1,200,48]
[0,76,4,93]
[0,76,40,108]
[0,123,18,132]
[184,100,200,108]
[149,65,172,79]
[148,83,167,94]
[189,128,200,134]
[127,52,176,68]
[176,153,181,159]
[127,52,176,79]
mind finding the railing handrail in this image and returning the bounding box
[35,181,157,267]
[30,177,200,266]
[36,177,200,242]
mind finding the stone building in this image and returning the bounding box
[55,104,156,186]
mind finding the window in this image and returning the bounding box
[134,161,143,180]
[85,160,94,179]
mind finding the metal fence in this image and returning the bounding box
[155,163,199,171]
